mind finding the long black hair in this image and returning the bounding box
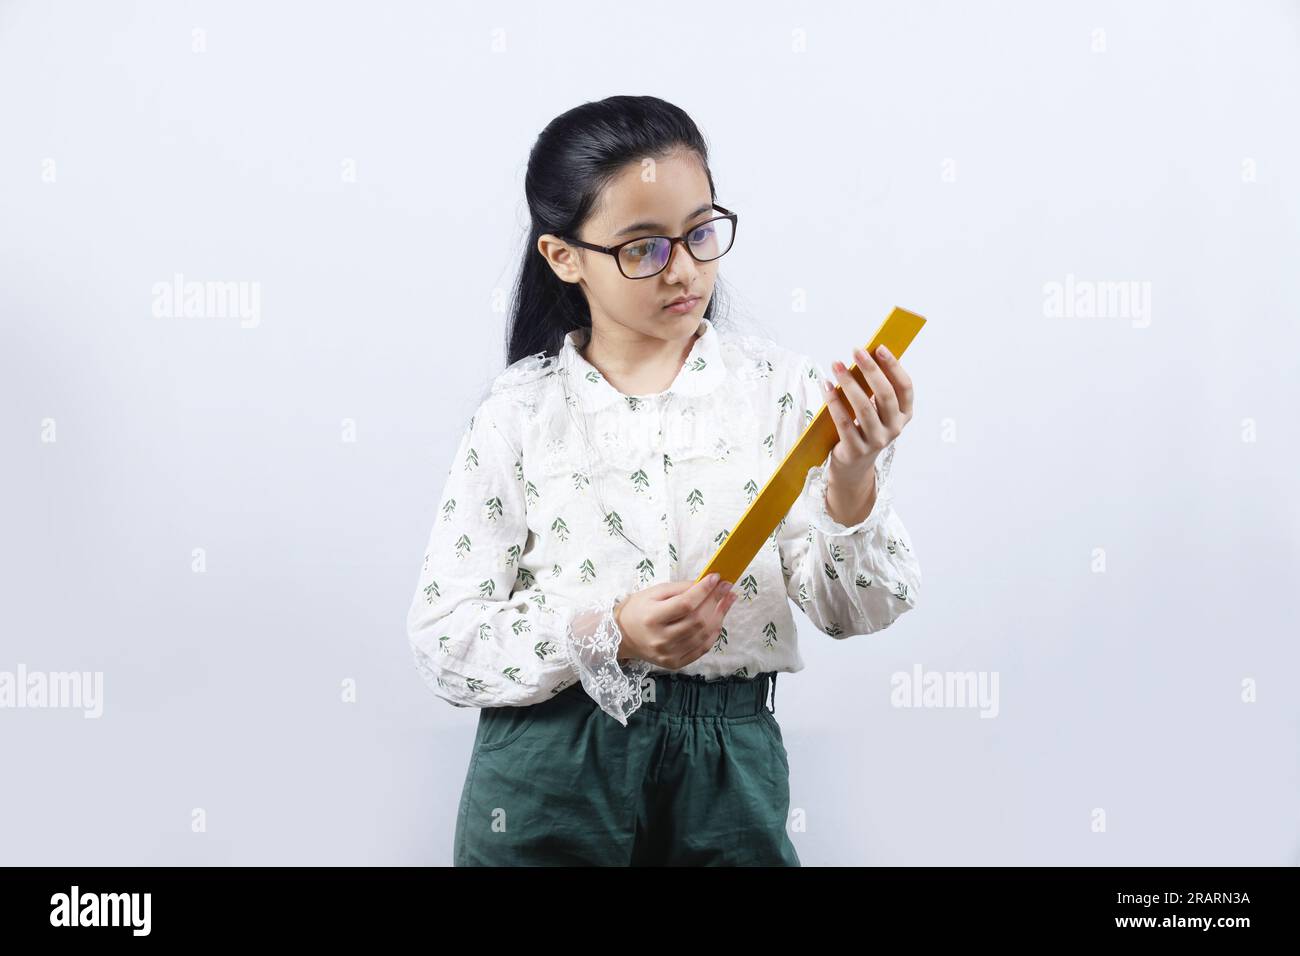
[505,95,732,367]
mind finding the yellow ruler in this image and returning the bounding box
[695,307,927,584]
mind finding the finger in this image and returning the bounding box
[831,362,880,448]
[659,573,728,624]
[686,590,737,657]
[664,583,733,641]
[701,587,738,638]
[869,343,914,418]
[821,375,869,453]
[850,347,902,427]
[839,364,890,447]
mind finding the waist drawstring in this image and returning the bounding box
[768,671,777,714]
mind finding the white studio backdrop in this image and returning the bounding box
[1,0,1298,865]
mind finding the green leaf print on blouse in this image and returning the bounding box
[777,392,793,416]
[744,478,758,503]
[739,574,758,601]
[823,562,839,581]
[626,396,643,411]
[439,499,456,522]
[604,511,624,536]
[515,567,535,589]
[630,469,649,493]
[893,582,910,601]
[524,481,539,507]
[663,453,673,474]
[505,544,521,567]
[423,581,440,604]
[465,447,479,470]
[713,528,729,547]
[533,639,560,660]
[686,488,704,514]
[689,356,707,372]
[571,472,591,492]
[512,618,533,635]
[712,625,728,653]
[478,579,495,598]
[762,621,778,648]
[636,558,655,584]
[503,666,522,684]
[828,542,844,564]
[825,622,844,638]
[465,677,486,695]
[477,622,492,640]
[579,558,596,583]
[763,434,774,457]
[454,534,471,558]
[514,459,524,482]
[668,541,678,563]
[551,516,570,541]
[484,497,503,522]
[854,573,874,589]
[886,535,911,555]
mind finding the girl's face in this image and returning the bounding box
[541,149,721,344]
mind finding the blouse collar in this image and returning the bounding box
[558,317,725,410]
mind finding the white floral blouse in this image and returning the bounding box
[406,317,921,726]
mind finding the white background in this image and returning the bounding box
[2,0,1298,865]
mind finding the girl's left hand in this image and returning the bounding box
[822,343,915,484]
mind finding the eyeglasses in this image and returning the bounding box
[562,203,738,279]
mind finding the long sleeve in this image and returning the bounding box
[774,357,922,638]
[406,396,652,725]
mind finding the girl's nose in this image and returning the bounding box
[663,240,699,283]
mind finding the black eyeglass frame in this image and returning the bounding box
[560,202,739,279]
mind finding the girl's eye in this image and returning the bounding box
[624,241,654,259]
[688,224,715,244]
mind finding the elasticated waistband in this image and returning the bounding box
[635,670,778,718]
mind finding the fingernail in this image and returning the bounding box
[708,573,719,585]
[876,344,892,360]
[719,581,733,593]
[833,360,845,374]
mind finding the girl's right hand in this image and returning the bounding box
[613,574,738,670]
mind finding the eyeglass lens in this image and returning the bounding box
[618,216,735,278]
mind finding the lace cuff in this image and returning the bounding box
[562,593,653,727]
[806,439,897,537]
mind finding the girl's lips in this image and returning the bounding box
[664,296,700,313]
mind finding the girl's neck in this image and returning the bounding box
[580,320,702,397]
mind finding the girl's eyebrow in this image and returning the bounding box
[614,201,714,238]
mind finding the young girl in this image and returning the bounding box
[407,95,921,866]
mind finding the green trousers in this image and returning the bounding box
[453,670,799,866]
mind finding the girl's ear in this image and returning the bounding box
[537,234,582,284]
